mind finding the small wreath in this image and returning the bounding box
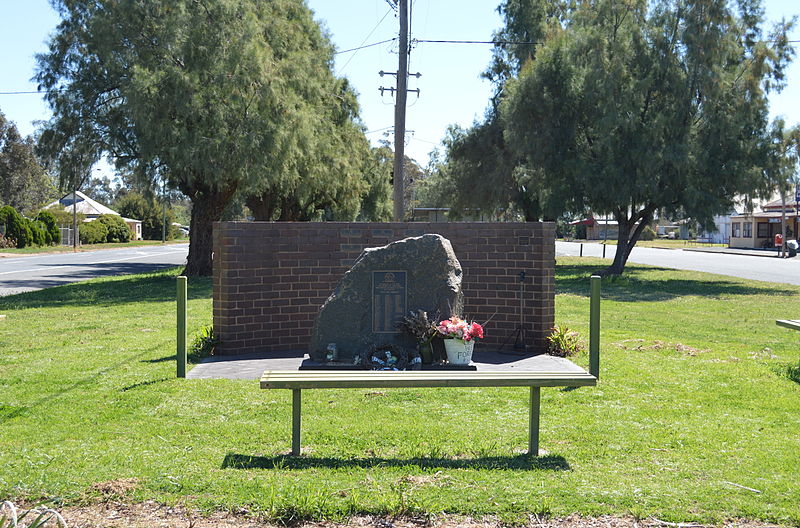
[361,344,421,371]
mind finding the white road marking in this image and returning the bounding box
[0,249,186,275]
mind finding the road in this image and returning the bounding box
[556,241,800,285]
[0,244,189,296]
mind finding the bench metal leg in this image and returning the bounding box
[529,386,540,456]
[292,389,301,456]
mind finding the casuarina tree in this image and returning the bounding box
[36,0,361,275]
[502,0,794,275]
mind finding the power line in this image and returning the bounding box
[334,38,397,55]
[336,8,395,73]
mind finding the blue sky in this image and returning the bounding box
[1,0,798,168]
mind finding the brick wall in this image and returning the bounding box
[213,222,555,356]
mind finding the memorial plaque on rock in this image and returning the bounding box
[310,234,464,362]
[372,271,407,333]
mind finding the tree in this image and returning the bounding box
[36,0,356,275]
[502,0,794,275]
[0,111,56,216]
[432,0,565,220]
[116,192,177,240]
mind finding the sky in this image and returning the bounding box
[1,0,799,171]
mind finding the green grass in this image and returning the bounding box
[1,260,799,524]
[0,239,186,255]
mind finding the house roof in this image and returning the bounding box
[762,197,800,210]
[46,190,120,217]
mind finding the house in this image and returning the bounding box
[569,216,641,240]
[729,197,799,248]
[46,191,142,240]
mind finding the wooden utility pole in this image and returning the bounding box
[392,0,409,222]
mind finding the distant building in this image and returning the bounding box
[46,191,142,240]
[730,197,799,249]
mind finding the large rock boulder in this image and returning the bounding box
[310,234,464,361]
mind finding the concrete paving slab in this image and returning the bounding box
[187,349,583,380]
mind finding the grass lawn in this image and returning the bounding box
[0,239,187,256]
[0,259,798,524]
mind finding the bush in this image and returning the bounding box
[35,210,61,245]
[27,217,47,246]
[546,325,584,357]
[116,193,176,240]
[0,205,32,248]
[96,214,131,243]
[79,220,109,244]
[640,225,657,241]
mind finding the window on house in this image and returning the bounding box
[757,222,769,238]
[732,223,741,238]
[743,222,752,238]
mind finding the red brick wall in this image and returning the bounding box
[213,222,555,356]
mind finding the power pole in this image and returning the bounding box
[392,0,409,222]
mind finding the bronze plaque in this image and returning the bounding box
[372,271,407,333]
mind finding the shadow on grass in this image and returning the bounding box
[781,363,800,385]
[556,262,796,301]
[0,268,211,309]
[222,452,569,471]
[120,377,172,391]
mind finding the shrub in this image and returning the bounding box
[35,210,61,245]
[27,217,48,246]
[189,325,217,361]
[546,325,584,357]
[79,220,108,244]
[640,225,657,241]
[0,205,32,248]
[96,214,131,243]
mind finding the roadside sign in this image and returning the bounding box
[795,184,800,203]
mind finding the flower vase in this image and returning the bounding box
[419,342,434,364]
[444,338,475,365]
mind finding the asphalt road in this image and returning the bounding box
[0,243,189,296]
[556,241,800,285]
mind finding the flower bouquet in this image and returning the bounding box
[436,316,484,365]
[397,309,439,363]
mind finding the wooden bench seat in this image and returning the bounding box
[260,368,597,456]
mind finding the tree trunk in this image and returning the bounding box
[246,192,279,221]
[183,183,237,276]
[600,207,655,276]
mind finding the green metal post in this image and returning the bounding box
[177,276,187,378]
[292,389,302,456]
[589,275,601,379]
[529,386,541,456]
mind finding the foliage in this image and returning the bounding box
[116,192,176,240]
[0,111,56,217]
[78,220,108,244]
[501,0,795,275]
[357,145,393,221]
[36,0,367,276]
[189,324,218,361]
[96,214,131,243]
[640,226,657,242]
[34,210,61,245]
[0,205,32,248]
[1,265,800,523]
[45,205,84,227]
[396,310,439,344]
[545,325,583,358]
